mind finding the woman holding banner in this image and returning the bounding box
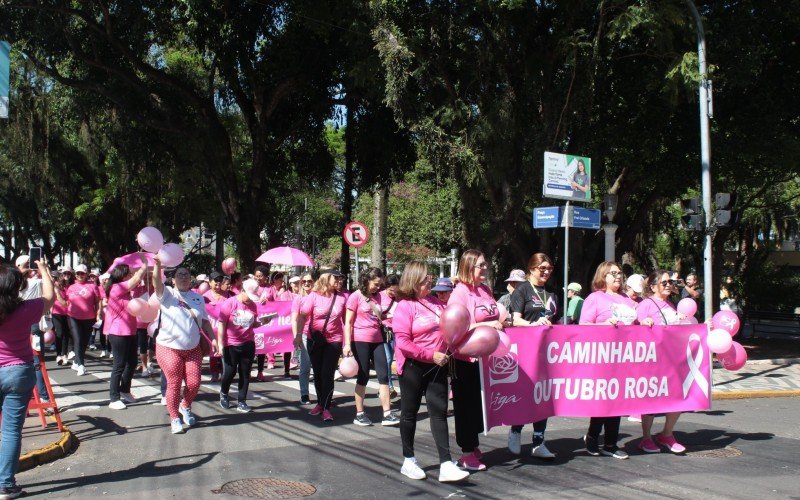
[393,261,467,483]
[636,270,687,454]
[448,250,502,471]
[508,252,559,458]
[579,261,638,459]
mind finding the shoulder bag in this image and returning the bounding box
[308,292,336,352]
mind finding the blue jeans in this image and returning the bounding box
[383,340,395,390]
[30,324,48,402]
[0,363,36,488]
[298,341,311,398]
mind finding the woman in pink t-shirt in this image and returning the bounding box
[393,261,467,483]
[579,261,639,460]
[0,260,55,496]
[66,264,102,376]
[52,268,74,366]
[105,254,149,410]
[295,271,346,421]
[343,267,397,427]
[291,272,314,404]
[448,250,502,472]
[203,272,229,382]
[636,270,687,454]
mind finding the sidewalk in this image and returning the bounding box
[18,414,75,472]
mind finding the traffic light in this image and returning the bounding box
[681,198,703,232]
[715,192,734,227]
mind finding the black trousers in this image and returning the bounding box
[399,359,451,463]
[108,335,138,402]
[587,416,621,448]
[221,341,256,403]
[68,317,94,366]
[451,358,484,453]
[353,341,389,386]
[52,314,71,357]
[307,333,342,409]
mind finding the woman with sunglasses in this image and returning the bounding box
[579,261,638,459]
[265,271,294,378]
[66,264,102,376]
[393,261,468,483]
[636,270,687,454]
[507,253,559,458]
[291,272,315,404]
[448,250,502,471]
[52,268,74,366]
[295,271,347,421]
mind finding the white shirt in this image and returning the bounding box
[155,286,208,351]
[20,277,42,301]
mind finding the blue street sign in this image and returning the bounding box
[0,41,9,119]
[572,207,601,229]
[533,206,562,229]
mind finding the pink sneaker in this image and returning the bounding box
[655,434,686,453]
[308,404,323,416]
[638,438,660,453]
[256,372,266,382]
[322,410,334,422]
[457,452,486,471]
[473,447,482,460]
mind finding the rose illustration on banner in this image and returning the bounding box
[254,333,265,350]
[489,344,519,386]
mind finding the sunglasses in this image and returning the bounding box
[606,271,623,277]
[660,279,676,286]
[473,263,488,269]
[301,280,313,284]
[534,266,553,274]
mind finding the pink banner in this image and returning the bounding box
[254,301,294,355]
[481,325,711,431]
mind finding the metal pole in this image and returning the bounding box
[563,201,570,325]
[603,223,618,261]
[685,0,713,321]
[354,247,360,286]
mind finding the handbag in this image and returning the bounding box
[178,294,213,356]
[365,293,394,344]
[308,292,336,352]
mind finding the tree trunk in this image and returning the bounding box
[371,184,388,272]
[340,106,355,276]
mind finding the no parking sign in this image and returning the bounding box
[343,221,369,248]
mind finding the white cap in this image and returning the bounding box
[196,274,209,283]
[99,273,111,282]
[288,276,301,284]
[59,265,74,273]
[242,278,262,302]
[15,255,30,268]
[74,264,89,274]
[626,274,644,294]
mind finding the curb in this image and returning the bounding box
[744,358,800,366]
[18,424,76,473]
[712,390,800,400]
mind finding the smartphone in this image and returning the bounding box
[28,247,43,265]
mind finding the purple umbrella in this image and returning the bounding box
[255,246,315,267]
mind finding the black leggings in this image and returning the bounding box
[108,334,138,402]
[451,358,484,453]
[52,314,71,357]
[221,341,256,403]
[68,317,94,366]
[353,341,389,386]
[587,416,621,448]
[257,352,292,374]
[399,359,451,463]
[307,334,342,409]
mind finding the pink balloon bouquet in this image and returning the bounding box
[718,341,747,371]
[157,243,185,268]
[676,298,697,318]
[137,226,164,253]
[440,303,471,349]
[707,328,733,354]
[712,310,741,337]
[457,326,500,357]
[492,330,511,357]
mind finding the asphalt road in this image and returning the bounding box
[17,354,800,499]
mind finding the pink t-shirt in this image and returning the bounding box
[218,296,257,346]
[299,292,346,342]
[637,297,681,325]
[104,282,137,336]
[67,282,101,320]
[392,295,446,375]
[0,298,42,367]
[52,287,68,316]
[579,291,639,325]
[379,290,397,330]
[265,286,293,302]
[346,291,390,344]
[291,295,310,335]
[203,290,230,321]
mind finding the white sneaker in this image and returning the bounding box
[170,418,184,434]
[532,442,556,459]
[67,351,75,360]
[109,353,114,359]
[400,457,426,480]
[179,406,196,427]
[508,429,522,455]
[76,365,86,376]
[141,368,151,377]
[99,350,107,358]
[120,392,137,404]
[159,396,167,406]
[109,400,127,410]
[438,460,469,482]
[71,362,79,371]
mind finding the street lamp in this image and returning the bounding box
[603,193,618,261]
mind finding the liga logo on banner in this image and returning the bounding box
[480,325,712,431]
[253,301,294,355]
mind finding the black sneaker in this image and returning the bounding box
[381,411,400,427]
[0,485,23,499]
[584,435,600,456]
[353,412,372,426]
[601,446,629,460]
[300,395,311,405]
[219,393,230,409]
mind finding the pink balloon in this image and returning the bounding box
[43,329,56,345]
[157,243,185,268]
[126,297,147,317]
[147,321,159,337]
[440,304,471,349]
[221,257,237,275]
[497,303,509,323]
[197,282,210,294]
[707,328,733,354]
[148,293,160,308]
[492,330,511,357]
[457,326,500,357]
[718,341,747,371]
[712,310,740,337]
[137,226,164,253]
[137,302,159,323]
[677,298,697,318]
[338,356,359,378]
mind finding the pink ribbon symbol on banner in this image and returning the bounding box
[682,333,709,399]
